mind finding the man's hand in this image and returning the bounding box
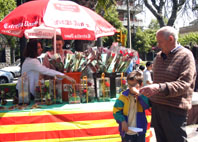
[121,121,128,132]
[139,84,160,97]
[130,87,140,96]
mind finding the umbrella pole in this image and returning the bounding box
[54,30,56,54]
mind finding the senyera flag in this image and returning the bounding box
[0,0,116,40]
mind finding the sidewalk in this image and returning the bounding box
[150,124,198,142]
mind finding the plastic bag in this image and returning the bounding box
[18,73,30,104]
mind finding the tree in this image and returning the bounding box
[148,19,160,30]
[132,27,156,58]
[0,0,17,63]
[139,0,198,27]
[0,0,16,21]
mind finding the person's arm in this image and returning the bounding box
[43,52,56,70]
[113,96,128,132]
[113,95,127,122]
[28,59,75,83]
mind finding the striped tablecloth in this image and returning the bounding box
[0,102,121,142]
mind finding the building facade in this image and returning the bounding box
[116,0,143,29]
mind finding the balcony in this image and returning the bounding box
[116,4,143,14]
[122,20,144,27]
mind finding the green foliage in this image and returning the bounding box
[0,0,17,62]
[148,19,160,30]
[98,4,127,47]
[148,18,168,30]
[0,0,16,20]
[133,28,156,56]
[179,32,198,46]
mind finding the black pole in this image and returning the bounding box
[127,0,131,49]
[19,37,26,65]
[17,0,21,6]
[17,0,27,67]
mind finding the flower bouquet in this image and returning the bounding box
[64,51,94,73]
[83,46,138,73]
[49,53,64,72]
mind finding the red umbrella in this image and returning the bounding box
[0,0,116,40]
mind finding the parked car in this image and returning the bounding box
[1,63,21,78]
[0,70,14,84]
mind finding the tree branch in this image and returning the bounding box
[168,0,178,26]
[144,0,165,27]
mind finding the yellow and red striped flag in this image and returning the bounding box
[0,102,121,142]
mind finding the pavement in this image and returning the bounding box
[150,124,198,142]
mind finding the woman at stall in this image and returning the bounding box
[17,39,75,100]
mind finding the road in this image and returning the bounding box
[150,124,198,142]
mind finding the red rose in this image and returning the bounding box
[4,88,9,93]
[129,52,134,57]
[112,53,115,57]
[83,89,87,94]
[125,52,128,56]
[120,50,123,55]
[122,79,126,85]
[88,82,92,86]
[123,53,127,56]
[105,81,110,87]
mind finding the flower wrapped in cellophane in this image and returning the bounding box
[83,45,138,73]
[80,76,95,103]
[67,84,81,104]
[18,72,30,104]
[116,73,128,98]
[96,73,110,101]
[64,51,93,72]
[49,78,62,104]
[49,53,64,72]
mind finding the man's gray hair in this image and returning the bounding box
[156,26,178,41]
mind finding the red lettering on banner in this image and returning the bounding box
[53,3,80,12]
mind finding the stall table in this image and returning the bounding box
[0,102,121,142]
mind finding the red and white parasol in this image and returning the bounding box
[0,0,116,41]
